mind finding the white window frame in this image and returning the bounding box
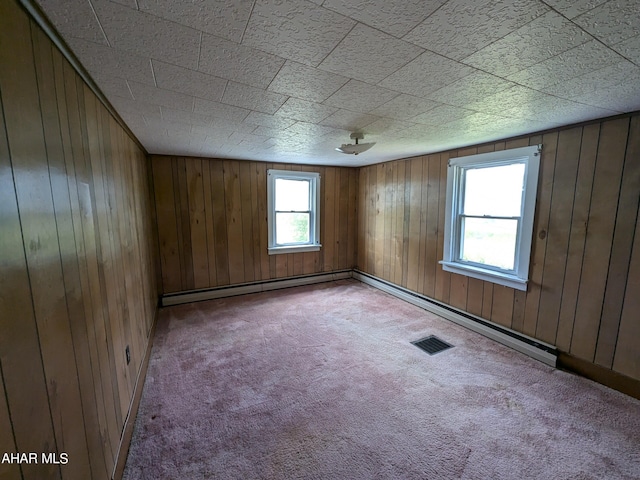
[267,169,321,255]
[440,145,541,291]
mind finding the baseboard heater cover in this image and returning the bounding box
[352,270,557,367]
[161,270,353,306]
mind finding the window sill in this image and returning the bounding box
[268,244,321,255]
[440,261,527,291]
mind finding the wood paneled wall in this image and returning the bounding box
[0,2,158,479]
[151,156,358,293]
[358,114,640,382]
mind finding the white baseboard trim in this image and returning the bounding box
[161,270,353,306]
[352,270,557,367]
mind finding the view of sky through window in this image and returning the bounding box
[275,178,310,244]
[460,163,525,270]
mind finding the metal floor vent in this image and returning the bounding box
[412,335,453,355]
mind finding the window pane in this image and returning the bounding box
[275,178,309,211]
[461,217,518,270]
[463,163,525,217]
[276,212,310,244]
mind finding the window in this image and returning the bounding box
[440,145,541,291]
[267,169,321,254]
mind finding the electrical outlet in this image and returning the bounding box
[126,345,131,365]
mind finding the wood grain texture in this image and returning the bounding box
[0,2,158,478]
[152,156,358,292]
[356,114,640,382]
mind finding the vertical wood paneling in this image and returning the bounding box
[555,123,600,350]
[202,160,218,286]
[374,163,386,277]
[613,196,640,377]
[406,157,423,291]
[595,115,640,368]
[186,159,209,288]
[423,155,440,298]
[0,2,158,478]
[0,369,20,480]
[522,132,558,337]
[31,24,92,479]
[393,161,406,285]
[152,157,358,292]
[0,49,60,479]
[434,153,450,303]
[535,127,582,343]
[324,167,336,272]
[356,113,640,383]
[571,118,629,361]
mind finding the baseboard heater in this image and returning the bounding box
[352,270,557,367]
[161,269,556,367]
[161,270,353,307]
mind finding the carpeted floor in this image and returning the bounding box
[123,280,640,479]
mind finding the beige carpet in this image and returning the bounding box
[124,280,640,479]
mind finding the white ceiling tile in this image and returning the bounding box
[612,34,640,65]
[221,82,288,114]
[411,104,478,125]
[507,40,625,90]
[425,72,515,107]
[241,0,356,66]
[379,51,475,97]
[319,109,380,130]
[192,121,256,137]
[161,107,216,127]
[465,85,551,117]
[363,118,416,135]
[128,81,194,112]
[108,0,137,7]
[284,122,340,139]
[198,34,285,89]
[37,0,108,44]
[323,80,399,113]
[318,24,423,84]
[403,0,549,61]
[35,0,640,167]
[322,0,446,37]
[574,0,640,45]
[109,96,162,118]
[92,0,201,69]
[505,97,618,124]
[152,60,226,102]
[89,70,134,100]
[251,125,283,137]
[274,98,337,124]
[243,112,297,130]
[442,112,515,134]
[193,98,251,123]
[369,94,440,120]
[66,37,155,86]
[463,11,592,78]
[542,60,640,100]
[137,0,253,42]
[144,117,192,135]
[117,111,146,131]
[575,83,640,112]
[267,61,349,102]
[226,131,271,146]
[541,0,608,19]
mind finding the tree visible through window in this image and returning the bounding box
[268,170,320,254]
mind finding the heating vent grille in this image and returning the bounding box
[412,335,453,355]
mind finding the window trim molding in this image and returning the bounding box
[267,169,321,255]
[440,144,542,291]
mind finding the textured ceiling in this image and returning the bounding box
[35,0,640,166]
